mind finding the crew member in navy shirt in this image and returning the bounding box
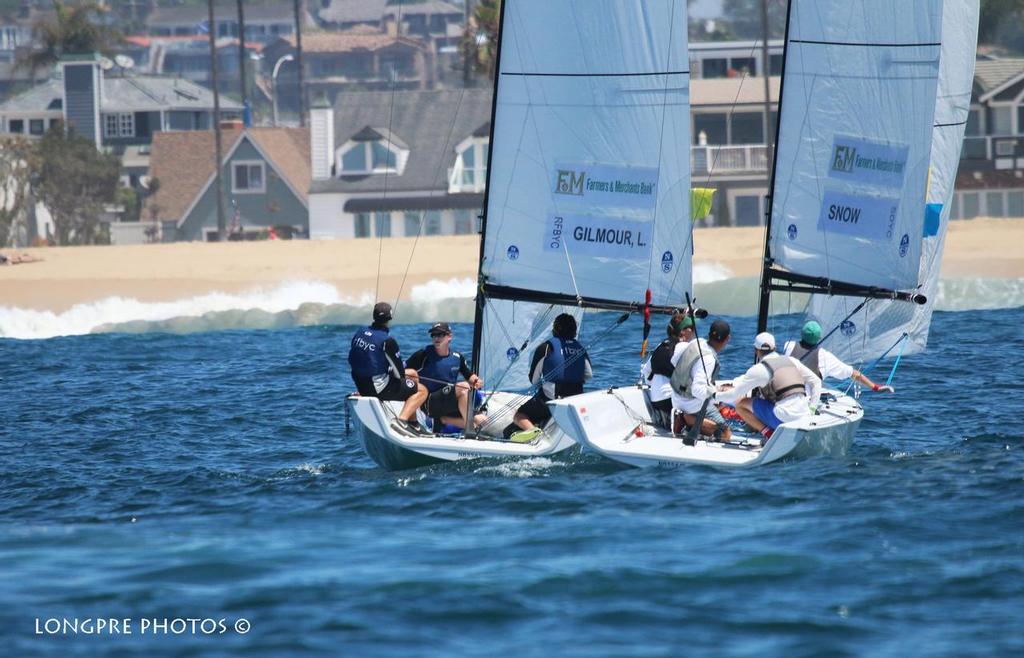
[405,322,485,431]
[348,302,428,435]
[505,313,591,442]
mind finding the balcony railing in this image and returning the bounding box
[962,135,1024,169]
[448,166,487,194]
[691,144,769,175]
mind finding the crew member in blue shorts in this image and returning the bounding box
[348,302,429,435]
[504,313,591,443]
[714,332,820,444]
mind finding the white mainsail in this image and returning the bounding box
[475,0,693,386]
[804,0,980,362]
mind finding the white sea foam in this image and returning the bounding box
[1,271,1021,340]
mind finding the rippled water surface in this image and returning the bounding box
[2,308,1022,657]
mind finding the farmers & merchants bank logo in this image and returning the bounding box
[832,145,857,173]
[555,169,586,196]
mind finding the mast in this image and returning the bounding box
[755,0,793,333]
[471,0,509,373]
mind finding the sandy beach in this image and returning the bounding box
[1,219,1022,313]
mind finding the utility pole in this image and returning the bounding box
[208,0,226,240]
[293,0,305,126]
[760,0,774,168]
[237,0,248,121]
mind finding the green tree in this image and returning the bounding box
[0,136,37,247]
[33,126,120,245]
[17,1,122,78]
[721,0,785,41]
[462,0,501,83]
[980,0,1024,52]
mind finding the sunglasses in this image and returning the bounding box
[430,333,450,338]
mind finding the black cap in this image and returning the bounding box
[428,322,451,335]
[372,302,393,323]
[709,319,731,341]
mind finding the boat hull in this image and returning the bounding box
[348,391,578,471]
[548,386,862,468]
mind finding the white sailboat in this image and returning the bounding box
[350,0,695,470]
[549,0,979,468]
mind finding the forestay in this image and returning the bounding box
[480,0,692,309]
[804,0,979,362]
[769,0,943,294]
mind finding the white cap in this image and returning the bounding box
[753,331,776,351]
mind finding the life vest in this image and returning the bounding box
[416,345,464,393]
[348,325,390,379]
[670,338,719,396]
[647,338,678,380]
[789,341,821,379]
[758,353,806,402]
[542,337,587,384]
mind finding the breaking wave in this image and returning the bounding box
[1,269,1021,341]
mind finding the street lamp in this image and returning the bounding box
[272,53,295,127]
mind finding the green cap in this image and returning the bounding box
[802,320,822,345]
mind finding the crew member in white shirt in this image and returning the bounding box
[784,321,894,393]
[714,332,820,443]
[669,319,732,441]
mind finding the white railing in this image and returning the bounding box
[691,144,770,175]
[448,166,487,194]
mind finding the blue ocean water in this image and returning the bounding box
[2,307,1022,657]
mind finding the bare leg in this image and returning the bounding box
[513,412,534,431]
[398,383,428,422]
[735,398,766,433]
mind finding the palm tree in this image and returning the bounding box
[17,1,122,79]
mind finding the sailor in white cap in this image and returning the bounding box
[713,331,821,443]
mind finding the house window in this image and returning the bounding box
[961,192,979,219]
[450,137,489,192]
[731,112,763,144]
[29,119,44,135]
[454,209,472,234]
[338,140,402,174]
[354,213,371,238]
[693,113,727,144]
[404,211,420,236]
[703,57,727,78]
[374,212,391,237]
[729,57,755,76]
[986,191,1006,217]
[104,113,135,137]
[424,210,442,236]
[1008,191,1024,217]
[8,119,23,133]
[232,161,265,193]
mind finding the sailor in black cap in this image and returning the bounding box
[347,302,429,435]
[405,321,485,431]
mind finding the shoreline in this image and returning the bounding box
[2,219,1023,313]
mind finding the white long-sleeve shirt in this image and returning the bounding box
[783,341,854,381]
[716,354,821,423]
[670,339,719,415]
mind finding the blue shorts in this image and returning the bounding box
[751,397,783,430]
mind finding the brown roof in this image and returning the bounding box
[281,30,424,54]
[144,127,310,224]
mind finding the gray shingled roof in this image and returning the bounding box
[148,4,296,24]
[311,88,492,195]
[973,58,1024,95]
[318,0,388,24]
[0,74,243,113]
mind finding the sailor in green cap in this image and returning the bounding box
[783,320,894,393]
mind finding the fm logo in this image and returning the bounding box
[832,145,857,173]
[555,170,585,196]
